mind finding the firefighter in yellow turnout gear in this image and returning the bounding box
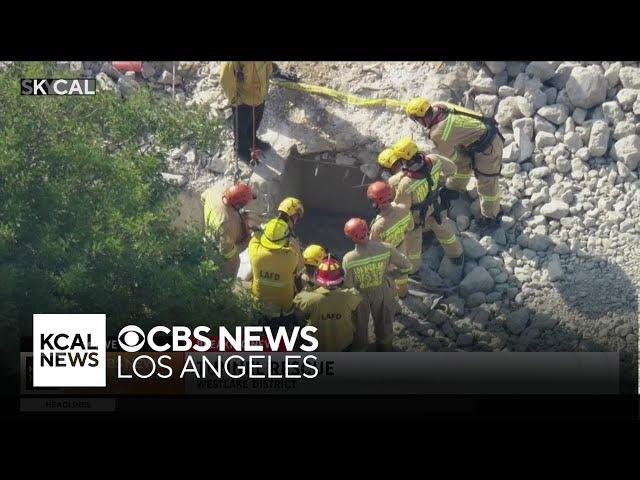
[293,257,362,352]
[406,97,504,225]
[367,181,414,298]
[247,217,300,329]
[202,182,256,279]
[342,218,411,352]
[386,138,463,272]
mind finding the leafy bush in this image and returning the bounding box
[0,62,254,362]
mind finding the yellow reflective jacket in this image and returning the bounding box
[369,201,414,248]
[390,154,457,222]
[429,102,486,162]
[202,188,246,259]
[219,61,273,106]
[342,240,411,291]
[248,235,299,314]
[293,287,362,352]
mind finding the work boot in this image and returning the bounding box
[254,137,272,151]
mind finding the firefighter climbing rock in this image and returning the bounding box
[247,217,300,329]
[367,181,414,298]
[383,138,464,273]
[293,256,362,352]
[405,96,504,232]
[342,218,411,352]
[202,182,256,279]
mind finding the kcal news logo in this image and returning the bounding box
[33,314,106,387]
[21,78,96,96]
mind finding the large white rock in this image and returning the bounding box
[601,101,624,124]
[540,200,570,219]
[537,104,569,125]
[611,135,640,170]
[471,71,497,94]
[506,308,529,334]
[459,267,495,297]
[616,88,639,110]
[535,131,556,149]
[495,96,524,126]
[587,120,610,157]
[485,61,507,74]
[613,121,636,140]
[513,117,534,161]
[546,254,564,281]
[566,66,608,109]
[604,62,622,88]
[619,67,640,89]
[525,61,556,82]
[474,94,499,117]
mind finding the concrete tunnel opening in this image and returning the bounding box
[279,154,374,259]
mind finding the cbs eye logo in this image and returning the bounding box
[118,325,146,352]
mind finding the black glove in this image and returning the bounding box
[439,188,460,203]
[272,65,299,82]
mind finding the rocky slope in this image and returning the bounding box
[78,60,639,389]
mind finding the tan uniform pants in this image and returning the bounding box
[352,278,397,352]
[445,135,503,219]
[424,215,463,259]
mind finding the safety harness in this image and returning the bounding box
[432,105,504,178]
[402,154,447,227]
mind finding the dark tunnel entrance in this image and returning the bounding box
[279,156,374,259]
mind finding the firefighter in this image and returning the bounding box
[202,182,256,279]
[390,138,464,272]
[293,257,362,352]
[377,147,404,199]
[220,61,275,164]
[301,244,327,291]
[247,217,300,329]
[276,197,306,282]
[405,97,504,232]
[342,218,412,352]
[367,181,414,298]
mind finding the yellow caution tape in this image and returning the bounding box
[272,79,407,111]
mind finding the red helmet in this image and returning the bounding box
[344,218,368,243]
[314,256,344,287]
[223,183,254,209]
[366,181,392,207]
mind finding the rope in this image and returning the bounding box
[272,79,407,111]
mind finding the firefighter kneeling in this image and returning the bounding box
[247,217,300,330]
[293,257,362,352]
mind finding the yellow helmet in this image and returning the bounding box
[278,197,304,219]
[392,137,419,160]
[377,148,401,169]
[260,218,291,250]
[303,244,327,267]
[405,97,431,118]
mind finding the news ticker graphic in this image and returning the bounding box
[20,78,96,95]
[21,349,620,397]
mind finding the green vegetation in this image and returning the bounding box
[0,61,254,357]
